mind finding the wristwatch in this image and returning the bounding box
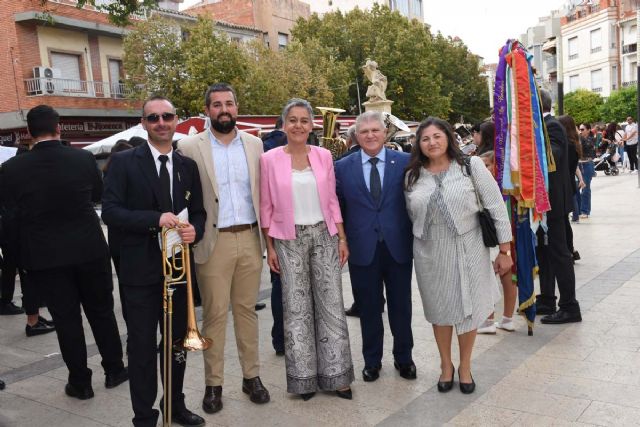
[499,249,511,256]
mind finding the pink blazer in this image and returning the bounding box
[260,145,343,240]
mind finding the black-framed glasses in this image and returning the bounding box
[143,112,176,123]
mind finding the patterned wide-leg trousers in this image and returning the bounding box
[274,222,355,394]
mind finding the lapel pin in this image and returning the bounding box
[391,160,395,164]
[177,172,181,182]
[185,190,191,201]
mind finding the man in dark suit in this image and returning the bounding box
[102,96,207,427]
[536,89,581,324]
[335,111,415,382]
[0,105,127,399]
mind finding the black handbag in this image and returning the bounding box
[464,157,499,247]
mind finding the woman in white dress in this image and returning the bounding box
[404,117,512,394]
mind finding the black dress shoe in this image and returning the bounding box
[0,379,5,390]
[105,367,128,389]
[25,319,56,337]
[394,360,417,380]
[0,301,24,315]
[535,303,557,316]
[437,366,455,393]
[275,350,285,357]
[255,303,266,311]
[172,408,205,427]
[458,372,475,394]
[540,310,582,324]
[38,316,54,326]
[572,250,581,261]
[301,392,315,401]
[242,376,270,404]
[345,303,360,317]
[65,382,94,400]
[362,365,381,382]
[336,388,352,400]
[202,385,222,414]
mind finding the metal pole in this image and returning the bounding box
[355,78,362,115]
[557,35,564,115]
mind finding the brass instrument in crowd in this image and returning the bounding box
[318,107,347,160]
[383,112,411,151]
[161,226,212,427]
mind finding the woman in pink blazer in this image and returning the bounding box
[260,98,354,401]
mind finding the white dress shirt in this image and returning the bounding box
[209,129,257,228]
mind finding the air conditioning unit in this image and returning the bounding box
[31,66,62,95]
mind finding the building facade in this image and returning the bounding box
[0,0,145,145]
[561,0,619,97]
[305,0,424,22]
[186,0,310,50]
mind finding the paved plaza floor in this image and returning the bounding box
[2,171,640,426]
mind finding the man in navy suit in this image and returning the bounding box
[102,96,207,427]
[335,111,415,382]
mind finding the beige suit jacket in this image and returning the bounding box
[178,129,265,264]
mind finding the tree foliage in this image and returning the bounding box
[124,17,249,117]
[599,86,637,123]
[291,5,488,121]
[564,89,603,124]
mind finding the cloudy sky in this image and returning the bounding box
[180,0,568,62]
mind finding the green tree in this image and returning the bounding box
[123,16,248,117]
[599,86,637,123]
[431,33,490,124]
[291,5,491,121]
[563,89,603,124]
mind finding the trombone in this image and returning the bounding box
[161,225,212,427]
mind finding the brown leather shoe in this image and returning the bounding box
[202,385,222,414]
[242,376,270,404]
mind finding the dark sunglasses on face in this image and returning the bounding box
[143,112,176,123]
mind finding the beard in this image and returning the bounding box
[211,113,236,134]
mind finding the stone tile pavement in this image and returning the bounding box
[2,171,640,426]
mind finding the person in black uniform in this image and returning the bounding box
[0,105,127,399]
[102,95,207,427]
[536,89,582,324]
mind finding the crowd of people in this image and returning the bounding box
[0,84,598,426]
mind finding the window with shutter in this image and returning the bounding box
[51,52,82,91]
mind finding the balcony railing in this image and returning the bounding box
[622,80,637,87]
[569,53,579,60]
[623,43,637,54]
[25,78,133,98]
[591,46,602,54]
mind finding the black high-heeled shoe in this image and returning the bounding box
[437,365,455,393]
[336,388,352,400]
[458,371,475,394]
[301,392,315,401]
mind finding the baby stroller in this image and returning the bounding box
[594,144,620,176]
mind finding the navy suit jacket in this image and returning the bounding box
[102,143,206,286]
[335,147,413,266]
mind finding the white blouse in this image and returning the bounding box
[292,167,325,225]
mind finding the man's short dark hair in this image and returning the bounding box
[205,83,238,108]
[128,136,146,147]
[539,88,552,113]
[275,117,283,129]
[141,95,174,116]
[27,105,59,138]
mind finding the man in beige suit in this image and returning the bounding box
[178,83,269,414]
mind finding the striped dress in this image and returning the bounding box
[405,157,512,335]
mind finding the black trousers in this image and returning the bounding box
[0,244,39,315]
[348,241,413,367]
[29,256,124,387]
[123,281,188,427]
[626,144,638,171]
[270,271,284,352]
[536,216,581,313]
